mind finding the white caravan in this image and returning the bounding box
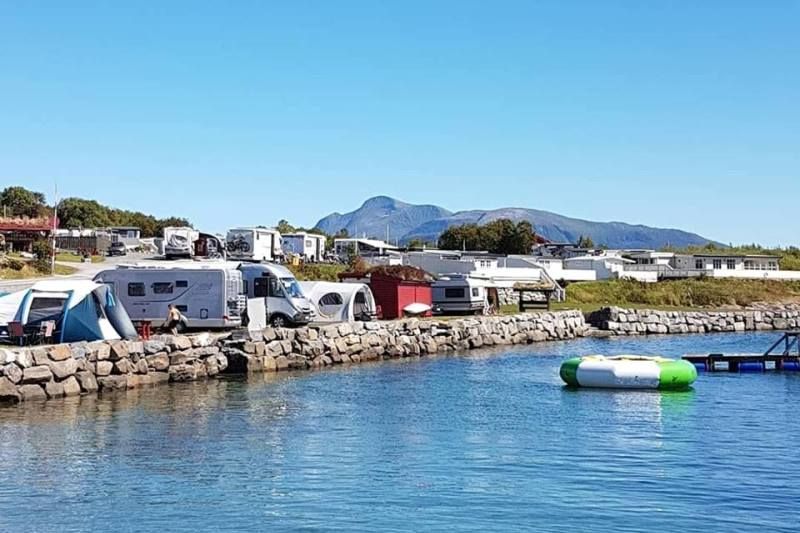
[227,228,283,262]
[299,281,377,323]
[432,274,493,315]
[94,262,246,330]
[238,262,314,328]
[282,232,326,262]
[163,227,200,259]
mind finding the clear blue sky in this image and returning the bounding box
[1,1,798,245]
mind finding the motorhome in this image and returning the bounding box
[282,232,326,262]
[94,262,246,330]
[431,274,495,315]
[163,227,199,259]
[227,227,283,262]
[238,262,314,328]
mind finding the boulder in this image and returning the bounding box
[75,371,99,393]
[144,340,166,355]
[0,377,21,403]
[45,380,65,398]
[22,365,53,384]
[2,363,23,384]
[109,341,129,361]
[48,344,73,361]
[135,359,149,374]
[62,376,82,397]
[32,348,50,366]
[97,375,128,391]
[47,358,78,380]
[113,359,133,374]
[95,361,113,377]
[146,353,170,371]
[19,384,47,401]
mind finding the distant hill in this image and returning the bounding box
[314,196,717,249]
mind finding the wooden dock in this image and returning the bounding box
[683,331,800,372]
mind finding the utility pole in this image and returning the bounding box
[51,183,58,275]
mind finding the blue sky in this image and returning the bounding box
[1,1,798,245]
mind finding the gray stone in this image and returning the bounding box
[0,376,20,403]
[135,359,149,374]
[113,359,133,374]
[95,361,113,376]
[48,344,73,361]
[97,375,128,391]
[32,348,50,366]
[45,380,65,398]
[19,384,47,401]
[2,363,23,384]
[146,353,170,371]
[22,365,53,384]
[109,341,129,361]
[47,358,78,380]
[76,371,99,393]
[144,340,167,355]
[62,376,82,397]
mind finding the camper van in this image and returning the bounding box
[163,227,199,259]
[282,232,326,262]
[94,263,246,330]
[226,227,283,262]
[238,262,314,328]
[432,274,494,315]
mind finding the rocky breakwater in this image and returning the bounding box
[221,311,588,373]
[588,304,800,335]
[0,333,228,404]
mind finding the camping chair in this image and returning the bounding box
[36,320,56,345]
[8,321,26,346]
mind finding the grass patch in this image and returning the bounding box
[562,279,800,310]
[0,263,77,279]
[55,252,105,263]
[286,263,347,282]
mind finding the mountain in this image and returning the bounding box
[314,196,717,249]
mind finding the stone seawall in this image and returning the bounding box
[587,305,800,335]
[0,311,587,404]
[222,311,588,373]
[0,333,229,404]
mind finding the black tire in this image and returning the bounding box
[269,314,288,328]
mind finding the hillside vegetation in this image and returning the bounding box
[564,279,800,309]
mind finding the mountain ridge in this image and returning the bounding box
[314,196,717,249]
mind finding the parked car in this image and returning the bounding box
[108,242,127,257]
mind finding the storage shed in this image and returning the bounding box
[368,266,433,319]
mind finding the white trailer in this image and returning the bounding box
[432,274,493,315]
[163,227,199,259]
[282,232,326,262]
[94,262,246,330]
[227,227,283,262]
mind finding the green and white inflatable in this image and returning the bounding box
[560,355,697,390]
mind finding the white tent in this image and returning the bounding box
[0,280,138,343]
[299,281,377,323]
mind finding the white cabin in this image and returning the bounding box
[282,232,326,262]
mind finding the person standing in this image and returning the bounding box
[164,304,183,334]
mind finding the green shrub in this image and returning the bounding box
[31,240,53,273]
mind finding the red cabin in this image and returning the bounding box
[369,272,432,320]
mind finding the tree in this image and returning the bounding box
[0,186,48,218]
[276,219,295,234]
[438,219,536,255]
[406,238,426,249]
[576,235,595,248]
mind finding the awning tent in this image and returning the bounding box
[299,281,377,323]
[0,280,138,343]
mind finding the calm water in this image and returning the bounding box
[1,332,799,532]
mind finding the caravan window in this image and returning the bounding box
[128,283,145,297]
[176,280,188,288]
[472,288,480,297]
[445,288,465,299]
[152,282,174,294]
[28,297,68,324]
[254,277,270,298]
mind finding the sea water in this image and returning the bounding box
[0,331,798,532]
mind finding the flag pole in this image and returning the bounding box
[51,183,58,275]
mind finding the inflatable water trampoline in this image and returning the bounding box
[560,355,697,390]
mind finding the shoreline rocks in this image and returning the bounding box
[587,304,800,335]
